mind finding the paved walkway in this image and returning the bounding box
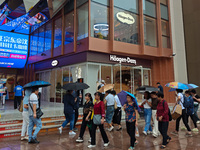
[0,119,200,150]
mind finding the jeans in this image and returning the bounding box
[74,109,79,128]
[21,111,29,137]
[106,106,115,124]
[28,116,42,141]
[194,105,199,121]
[79,114,92,138]
[62,113,75,130]
[14,96,22,109]
[126,121,136,147]
[152,110,160,136]
[176,109,191,132]
[91,123,109,145]
[186,114,197,128]
[159,121,170,145]
[144,108,152,132]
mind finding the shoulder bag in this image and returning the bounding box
[29,101,43,119]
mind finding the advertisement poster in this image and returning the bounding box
[0,31,29,68]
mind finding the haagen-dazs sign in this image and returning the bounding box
[110,55,136,65]
[116,12,135,25]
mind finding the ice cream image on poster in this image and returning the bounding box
[0,31,29,68]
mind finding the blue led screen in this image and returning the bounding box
[0,31,29,68]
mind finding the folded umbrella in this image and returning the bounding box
[63,82,89,91]
[117,90,140,111]
[23,81,51,89]
[98,84,114,93]
[136,85,159,93]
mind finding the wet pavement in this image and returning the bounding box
[0,120,200,150]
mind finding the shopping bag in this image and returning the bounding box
[171,104,182,120]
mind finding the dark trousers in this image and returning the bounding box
[14,96,22,109]
[113,107,122,125]
[176,109,191,132]
[158,121,170,146]
[126,121,136,147]
[74,109,79,128]
[79,114,92,138]
[91,123,109,145]
[186,114,197,128]
[38,92,41,108]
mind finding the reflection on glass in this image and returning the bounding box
[38,26,45,53]
[144,16,157,47]
[161,4,168,20]
[143,70,150,86]
[65,12,74,45]
[114,7,139,44]
[77,0,88,8]
[160,0,167,5]
[45,21,52,51]
[143,0,156,18]
[101,66,111,84]
[30,35,38,56]
[114,0,138,14]
[134,69,141,94]
[56,69,62,103]
[50,70,56,102]
[161,20,170,48]
[121,67,131,92]
[54,17,62,49]
[77,3,88,40]
[91,2,109,40]
[113,65,121,94]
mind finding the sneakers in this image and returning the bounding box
[108,126,114,132]
[147,131,152,135]
[197,121,200,124]
[88,145,96,148]
[28,138,40,144]
[143,131,147,136]
[181,126,187,131]
[73,128,78,132]
[21,136,29,141]
[88,138,91,143]
[69,131,76,135]
[104,142,110,147]
[192,128,199,132]
[76,137,84,143]
[58,127,62,134]
[128,146,135,150]
[152,134,158,138]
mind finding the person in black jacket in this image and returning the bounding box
[58,90,77,135]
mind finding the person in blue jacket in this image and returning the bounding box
[14,82,24,109]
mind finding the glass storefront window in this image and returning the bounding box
[91,2,109,40]
[143,0,156,18]
[54,17,62,49]
[30,34,38,56]
[50,70,56,102]
[160,0,167,5]
[161,20,170,48]
[56,69,62,103]
[144,16,157,47]
[101,66,112,84]
[44,21,52,51]
[77,0,88,8]
[65,11,74,45]
[114,0,139,44]
[77,3,88,40]
[161,4,169,20]
[121,66,131,92]
[38,26,45,54]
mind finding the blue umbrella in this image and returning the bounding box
[23,81,51,89]
[117,90,141,111]
[168,83,199,92]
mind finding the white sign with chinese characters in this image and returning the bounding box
[116,12,135,25]
[110,55,137,65]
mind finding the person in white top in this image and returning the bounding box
[171,89,192,136]
[111,90,122,131]
[141,91,152,135]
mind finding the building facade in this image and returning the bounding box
[25,0,176,103]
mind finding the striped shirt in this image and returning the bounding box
[28,93,39,116]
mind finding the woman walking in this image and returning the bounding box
[157,92,171,149]
[141,91,152,135]
[171,89,192,136]
[124,94,139,150]
[58,90,77,135]
[76,93,94,143]
[88,92,109,148]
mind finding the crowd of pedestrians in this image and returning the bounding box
[16,81,200,150]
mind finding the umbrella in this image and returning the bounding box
[23,81,51,89]
[136,85,159,93]
[166,82,198,90]
[168,83,199,92]
[98,84,114,93]
[62,82,89,91]
[117,90,141,111]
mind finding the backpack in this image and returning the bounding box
[163,100,172,121]
[183,94,192,108]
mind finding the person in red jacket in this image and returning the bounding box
[156,92,171,149]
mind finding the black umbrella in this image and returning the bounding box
[23,81,51,89]
[136,86,159,93]
[62,83,90,91]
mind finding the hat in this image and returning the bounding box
[101,80,105,83]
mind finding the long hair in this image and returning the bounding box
[85,93,93,102]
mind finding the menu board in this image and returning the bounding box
[0,31,29,68]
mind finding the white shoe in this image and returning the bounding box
[104,142,110,147]
[88,138,91,143]
[88,145,96,148]
[21,137,28,141]
[76,137,84,143]
[108,126,114,132]
[197,121,200,124]
[69,131,76,135]
[58,127,62,134]
[143,131,147,136]
[147,131,152,135]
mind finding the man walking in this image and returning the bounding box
[14,82,24,109]
[191,89,200,123]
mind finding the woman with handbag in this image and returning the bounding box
[124,94,139,150]
[88,92,109,148]
[76,93,94,143]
